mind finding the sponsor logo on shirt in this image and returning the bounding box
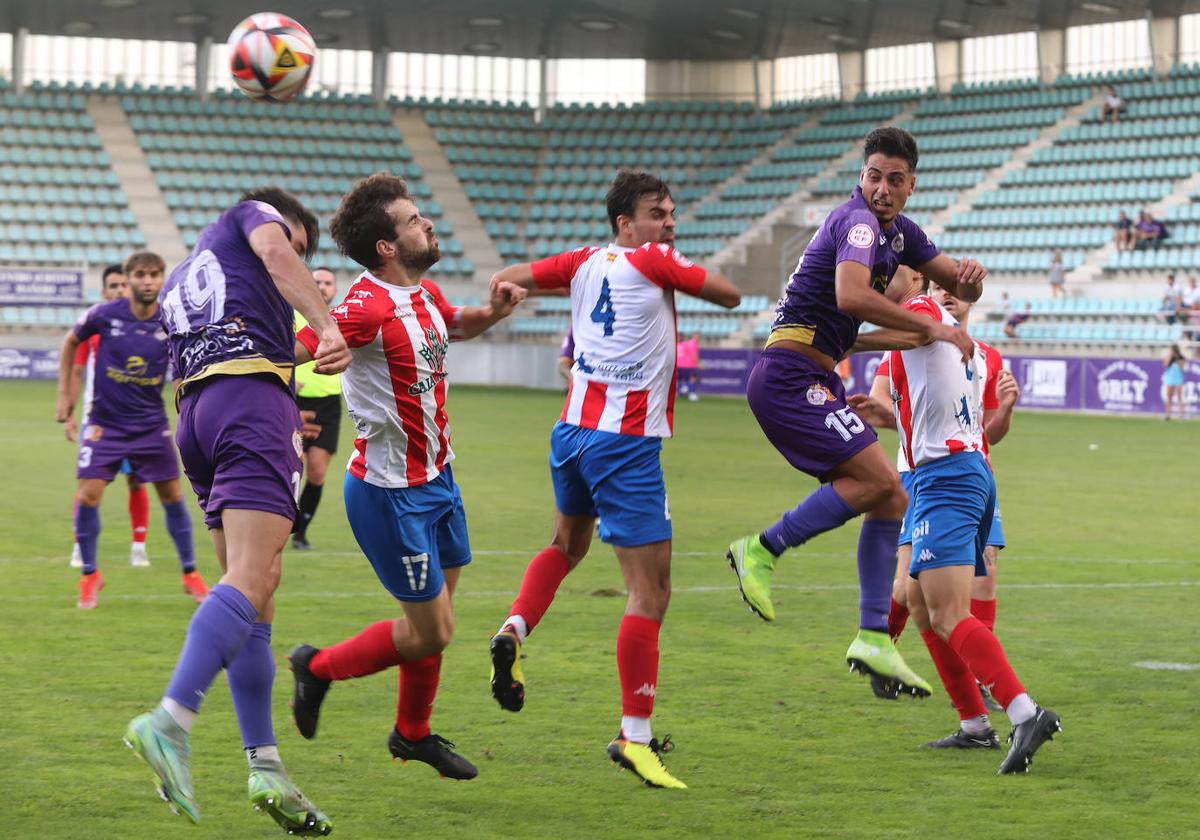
[409,327,449,395]
[847,223,874,248]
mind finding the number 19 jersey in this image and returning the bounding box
[531,242,707,438]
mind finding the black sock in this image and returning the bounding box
[293,482,323,536]
[758,533,781,557]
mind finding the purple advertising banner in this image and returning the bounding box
[0,348,61,380]
[0,268,83,304]
[696,348,1190,416]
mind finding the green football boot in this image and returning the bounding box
[846,629,932,699]
[726,535,776,621]
[248,758,333,836]
[123,707,200,824]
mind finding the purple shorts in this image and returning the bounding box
[176,374,302,529]
[77,422,179,483]
[746,347,878,482]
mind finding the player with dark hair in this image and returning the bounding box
[483,169,741,789]
[66,263,153,570]
[55,252,207,609]
[724,126,988,700]
[287,172,525,780]
[291,266,342,551]
[123,188,349,835]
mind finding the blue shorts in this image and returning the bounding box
[907,452,996,578]
[549,421,671,548]
[119,458,133,476]
[900,469,1005,549]
[343,467,472,602]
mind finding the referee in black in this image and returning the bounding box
[292,266,343,550]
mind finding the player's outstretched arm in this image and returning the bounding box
[55,329,83,440]
[457,280,528,339]
[691,268,741,309]
[489,263,539,294]
[916,253,986,303]
[248,222,350,375]
[850,327,928,353]
[836,261,974,362]
[848,373,898,430]
[984,369,1020,444]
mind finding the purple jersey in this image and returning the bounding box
[559,329,574,359]
[72,298,171,434]
[159,200,296,390]
[768,186,940,360]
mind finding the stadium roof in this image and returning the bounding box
[5,1,1198,61]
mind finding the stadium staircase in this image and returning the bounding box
[391,107,502,287]
[87,96,188,268]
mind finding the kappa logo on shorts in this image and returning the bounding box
[918,548,936,563]
[847,223,874,249]
[806,384,835,406]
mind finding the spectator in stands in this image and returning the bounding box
[676,332,701,401]
[1048,250,1066,299]
[1163,344,1186,421]
[1100,85,1124,123]
[1182,277,1200,340]
[1160,274,1184,324]
[1004,301,1032,339]
[1134,210,1167,250]
[1113,211,1135,251]
[989,290,1012,322]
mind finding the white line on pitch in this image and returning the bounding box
[1132,661,1200,671]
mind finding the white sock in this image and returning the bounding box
[160,697,196,733]
[1006,692,1037,726]
[961,714,991,736]
[499,615,527,643]
[621,715,652,744]
[246,744,280,765]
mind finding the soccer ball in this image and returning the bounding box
[228,12,316,103]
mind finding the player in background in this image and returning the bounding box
[54,252,206,610]
[287,173,525,780]
[65,264,152,569]
[723,127,985,700]
[123,189,350,835]
[484,170,741,789]
[291,266,342,551]
[676,332,701,401]
[557,328,574,385]
[857,288,1060,774]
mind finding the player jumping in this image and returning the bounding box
[288,172,525,781]
[485,170,741,789]
[724,126,985,699]
[54,252,207,609]
[123,189,350,834]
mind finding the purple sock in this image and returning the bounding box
[762,483,858,555]
[75,503,100,574]
[162,500,196,573]
[226,621,276,749]
[857,519,901,632]
[164,583,257,712]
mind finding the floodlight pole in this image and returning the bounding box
[195,37,211,100]
[372,48,388,104]
[12,28,27,94]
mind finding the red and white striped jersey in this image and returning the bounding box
[531,242,707,438]
[886,295,988,469]
[297,272,463,489]
[878,338,1003,472]
[74,333,100,422]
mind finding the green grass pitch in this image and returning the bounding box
[0,380,1196,839]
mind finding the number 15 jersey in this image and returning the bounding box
[531,242,707,438]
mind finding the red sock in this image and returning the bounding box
[510,546,572,635]
[920,629,986,720]
[395,653,441,741]
[888,597,910,641]
[617,615,661,718]
[947,617,1025,708]
[970,598,996,633]
[129,486,149,543]
[310,620,403,681]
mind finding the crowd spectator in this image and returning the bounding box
[1100,85,1124,123]
[1163,344,1186,421]
[1048,250,1066,298]
[1113,210,1135,251]
[676,332,701,401]
[1135,210,1168,250]
[989,290,1012,322]
[1160,274,1185,324]
[1004,301,1032,339]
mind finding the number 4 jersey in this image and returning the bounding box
[531,242,707,438]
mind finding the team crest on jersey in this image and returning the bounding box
[847,223,874,248]
[292,428,303,457]
[806,384,836,406]
[409,327,448,395]
[891,233,905,253]
[84,424,103,441]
